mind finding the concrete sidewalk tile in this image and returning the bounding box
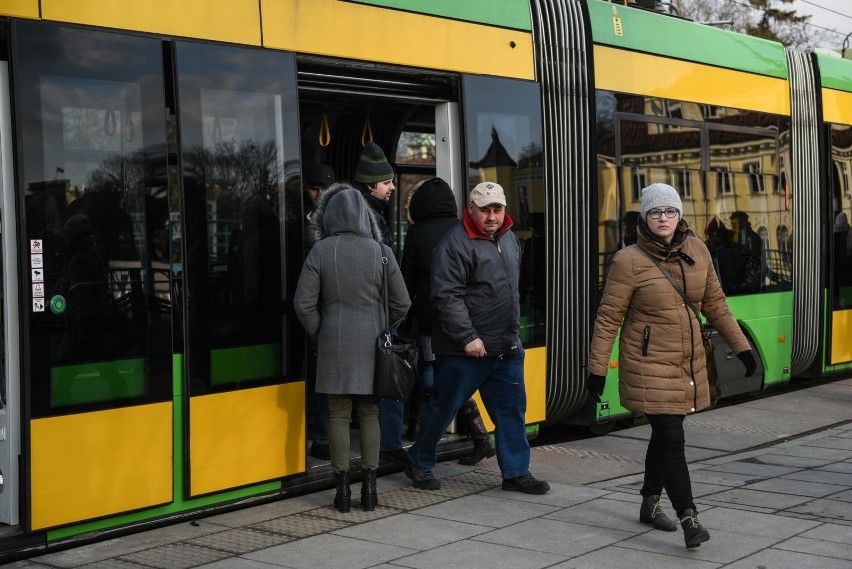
[752,453,835,468]
[480,481,609,507]
[71,561,153,569]
[31,519,225,567]
[389,538,565,569]
[187,527,294,554]
[692,481,738,497]
[818,462,852,474]
[547,545,722,569]
[473,517,635,557]
[196,560,294,569]
[618,527,778,564]
[777,445,852,461]
[544,495,662,533]
[413,494,558,528]
[243,534,417,569]
[743,477,847,498]
[782,469,852,486]
[800,522,852,543]
[703,461,801,478]
[696,506,820,538]
[774,536,852,562]
[690,469,763,487]
[332,512,490,550]
[724,547,852,569]
[119,542,231,568]
[788,497,852,521]
[204,498,321,528]
[810,437,852,451]
[701,487,813,509]
[826,488,852,503]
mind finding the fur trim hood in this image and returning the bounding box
[307,182,385,245]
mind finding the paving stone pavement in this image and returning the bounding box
[9,378,852,569]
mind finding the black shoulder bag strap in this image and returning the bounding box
[380,256,392,339]
[637,245,701,323]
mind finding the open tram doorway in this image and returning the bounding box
[296,60,462,256]
[295,60,462,463]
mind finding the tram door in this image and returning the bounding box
[174,41,304,497]
[13,22,173,531]
[0,61,21,526]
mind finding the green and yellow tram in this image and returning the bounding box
[0,0,849,558]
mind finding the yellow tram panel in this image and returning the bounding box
[30,403,173,530]
[261,0,535,80]
[474,346,547,431]
[830,309,852,365]
[40,0,262,45]
[822,88,852,126]
[189,383,305,496]
[594,45,790,116]
[0,0,38,19]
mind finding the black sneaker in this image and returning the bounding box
[502,473,550,495]
[404,464,441,490]
[380,448,410,466]
[309,443,330,460]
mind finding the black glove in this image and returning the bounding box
[737,350,757,377]
[586,373,606,403]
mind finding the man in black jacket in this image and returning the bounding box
[405,182,549,495]
[400,178,496,465]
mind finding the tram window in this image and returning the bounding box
[175,41,300,394]
[830,124,852,310]
[462,74,544,346]
[13,22,171,417]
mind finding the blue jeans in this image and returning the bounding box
[408,348,529,479]
[311,393,329,445]
[379,399,405,452]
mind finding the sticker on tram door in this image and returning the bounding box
[32,298,45,312]
[32,283,45,298]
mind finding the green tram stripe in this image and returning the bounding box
[50,358,146,408]
[347,0,532,31]
[211,343,281,385]
[817,53,852,92]
[587,0,788,79]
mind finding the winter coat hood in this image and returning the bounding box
[409,178,457,223]
[307,183,385,245]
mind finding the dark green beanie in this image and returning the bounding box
[354,141,394,184]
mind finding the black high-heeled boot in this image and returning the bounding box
[333,470,351,513]
[361,468,377,511]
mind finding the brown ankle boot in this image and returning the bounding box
[680,508,710,548]
[639,494,677,531]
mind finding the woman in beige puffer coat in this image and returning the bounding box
[586,183,757,549]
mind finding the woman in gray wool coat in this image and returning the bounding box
[294,184,410,513]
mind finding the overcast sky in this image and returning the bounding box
[792,0,852,49]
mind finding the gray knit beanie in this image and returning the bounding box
[640,183,683,219]
[354,141,394,184]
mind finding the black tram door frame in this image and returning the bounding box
[0,60,21,527]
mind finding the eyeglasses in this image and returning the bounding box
[647,208,679,219]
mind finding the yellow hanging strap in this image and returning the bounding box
[318,110,331,147]
[360,112,374,147]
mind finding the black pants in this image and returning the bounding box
[641,414,695,517]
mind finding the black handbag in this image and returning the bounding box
[374,256,418,400]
